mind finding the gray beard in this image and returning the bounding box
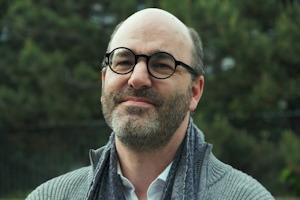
[101,86,192,152]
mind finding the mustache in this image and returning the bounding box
[113,87,164,107]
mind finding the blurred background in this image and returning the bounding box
[0,0,299,199]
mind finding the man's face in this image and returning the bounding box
[101,11,199,151]
[101,82,192,151]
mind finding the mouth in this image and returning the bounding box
[120,97,155,107]
[112,87,164,108]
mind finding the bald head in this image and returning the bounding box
[105,8,204,76]
[124,8,188,29]
[114,9,191,44]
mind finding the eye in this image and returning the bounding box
[149,53,175,75]
[151,63,173,70]
[110,56,135,73]
[115,58,134,67]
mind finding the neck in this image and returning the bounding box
[115,114,190,198]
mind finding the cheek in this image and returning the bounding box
[103,72,129,93]
[173,78,192,94]
[155,78,189,99]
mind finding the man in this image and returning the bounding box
[27,8,274,200]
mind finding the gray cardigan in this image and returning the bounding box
[27,146,274,199]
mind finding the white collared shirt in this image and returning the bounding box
[117,162,172,200]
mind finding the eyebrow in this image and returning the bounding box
[115,50,133,57]
[125,47,170,55]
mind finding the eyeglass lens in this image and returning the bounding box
[108,48,176,79]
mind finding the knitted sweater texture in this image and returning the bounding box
[27,123,274,200]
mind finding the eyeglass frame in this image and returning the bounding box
[103,47,199,79]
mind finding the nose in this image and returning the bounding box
[127,60,152,89]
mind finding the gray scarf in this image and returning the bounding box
[85,119,210,200]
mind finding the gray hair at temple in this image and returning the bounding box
[102,22,205,79]
[188,27,205,77]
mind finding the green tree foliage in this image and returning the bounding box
[0,0,106,126]
[0,0,299,197]
[280,130,300,195]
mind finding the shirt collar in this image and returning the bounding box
[117,161,173,187]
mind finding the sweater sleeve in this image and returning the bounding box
[217,168,274,200]
[207,154,275,200]
[26,166,92,200]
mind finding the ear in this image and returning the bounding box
[189,76,204,111]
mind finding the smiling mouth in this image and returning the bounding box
[120,97,154,107]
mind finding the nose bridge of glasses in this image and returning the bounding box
[135,54,150,65]
[131,54,150,76]
[128,53,153,89]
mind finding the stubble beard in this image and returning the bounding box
[101,86,192,152]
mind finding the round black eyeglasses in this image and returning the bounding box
[104,47,198,79]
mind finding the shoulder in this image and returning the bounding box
[26,166,92,200]
[206,153,275,200]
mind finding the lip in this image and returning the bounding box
[120,97,154,107]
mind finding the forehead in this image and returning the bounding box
[109,9,193,63]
